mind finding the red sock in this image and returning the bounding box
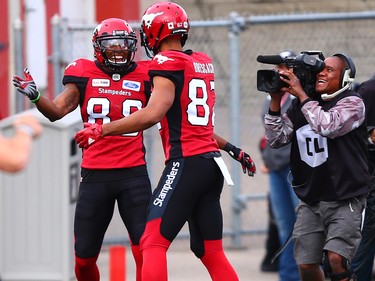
[131,244,143,281]
[142,246,168,280]
[140,219,171,281]
[200,240,239,281]
[75,255,99,281]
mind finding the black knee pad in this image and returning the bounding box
[330,270,357,281]
[322,250,331,274]
[322,251,357,281]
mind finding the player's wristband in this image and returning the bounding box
[223,142,234,153]
[30,91,41,103]
[223,142,238,159]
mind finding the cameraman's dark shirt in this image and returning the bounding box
[357,78,375,174]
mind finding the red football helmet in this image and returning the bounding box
[140,2,189,57]
[92,18,137,72]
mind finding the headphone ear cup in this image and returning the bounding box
[333,53,356,87]
[341,69,351,87]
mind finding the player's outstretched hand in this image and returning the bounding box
[75,123,103,149]
[12,68,40,102]
[237,149,256,177]
[224,143,256,177]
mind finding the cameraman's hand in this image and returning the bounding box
[224,143,256,177]
[268,90,285,113]
[269,90,285,101]
[270,65,289,97]
[12,68,40,102]
[279,69,309,102]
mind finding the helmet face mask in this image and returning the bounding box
[140,2,189,57]
[100,37,136,66]
[92,18,137,72]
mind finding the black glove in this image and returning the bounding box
[12,68,40,103]
[224,142,256,177]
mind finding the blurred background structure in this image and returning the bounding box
[1,0,375,280]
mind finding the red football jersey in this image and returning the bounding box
[63,59,151,169]
[148,50,219,161]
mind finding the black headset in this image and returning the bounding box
[333,53,356,87]
[321,53,356,100]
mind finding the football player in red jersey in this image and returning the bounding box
[12,18,152,281]
[74,2,256,280]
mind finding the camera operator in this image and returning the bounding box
[264,53,370,281]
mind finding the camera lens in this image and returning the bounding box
[265,72,279,89]
[257,70,288,92]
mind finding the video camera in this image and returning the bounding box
[256,51,325,97]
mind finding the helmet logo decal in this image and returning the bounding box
[167,22,174,29]
[94,23,102,35]
[154,54,174,64]
[142,12,164,29]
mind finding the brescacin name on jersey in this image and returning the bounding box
[92,79,110,87]
[153,161,180,207]
[193,62,214,74]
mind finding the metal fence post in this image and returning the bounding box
[14,18,24,113]
[229,12,246,248]
[51,14,63,98]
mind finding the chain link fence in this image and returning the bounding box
[13,10,375,248]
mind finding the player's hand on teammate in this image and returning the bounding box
[75,123,103,149]
[12,68,40,102]
[224,143,256,177]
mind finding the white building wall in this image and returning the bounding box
[24,0,47,89]
[60,0,96,24]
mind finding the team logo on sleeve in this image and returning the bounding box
[65,62,77,70]
[122,80,141,91]
[142,12,164,29]
[154,54,174,64]
[92,79,110,87]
